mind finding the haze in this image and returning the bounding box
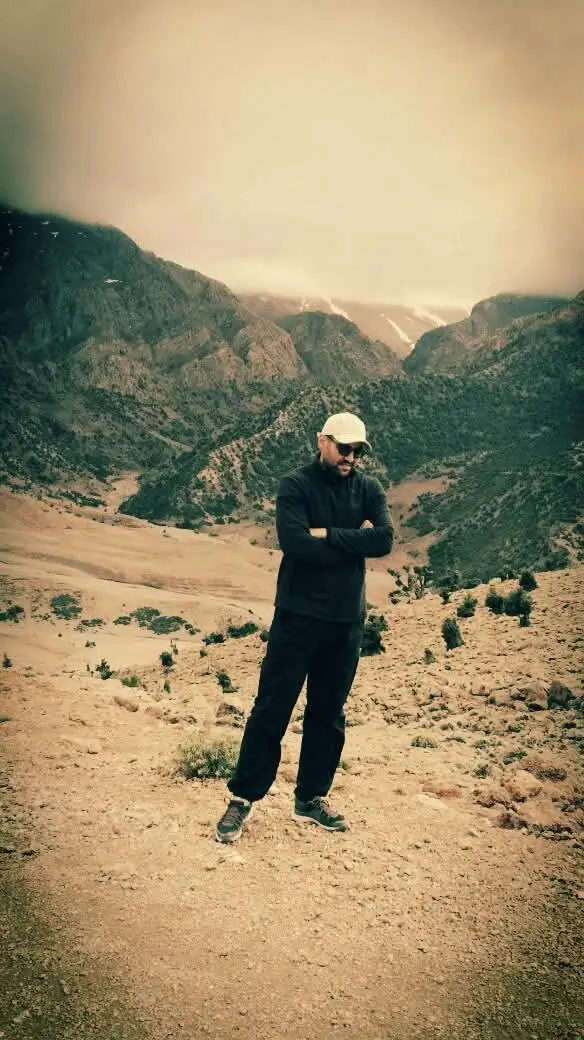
[1,0,583,305]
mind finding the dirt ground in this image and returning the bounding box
[1,485,583,1040]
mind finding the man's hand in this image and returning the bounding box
[309,528,327,538]
[360,519,373,529]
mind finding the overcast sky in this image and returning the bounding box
[1,0,583,305]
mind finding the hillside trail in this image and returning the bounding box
[1,489,583,1040]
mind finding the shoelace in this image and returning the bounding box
[223,800,248,825]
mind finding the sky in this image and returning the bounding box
[1,0,583,305]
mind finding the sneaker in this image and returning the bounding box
[294,796,348,832]
[215,797,254,843]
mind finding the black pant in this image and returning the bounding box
[228,608,363,803]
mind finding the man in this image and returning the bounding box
[215,411,393,843]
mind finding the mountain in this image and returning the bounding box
[404,293,570,374]
[240,292,468,358]
[274,311,402,382]
[0,206,398,481]
[123,293,584,581]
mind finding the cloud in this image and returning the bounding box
[1,0,583,303]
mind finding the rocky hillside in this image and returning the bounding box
[275,311,402,382]
[241,292,468,358]
[124,292,584,582]
[404,293,570,374]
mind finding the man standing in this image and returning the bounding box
[215,412,393,842]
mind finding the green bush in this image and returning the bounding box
[216,669,237,693]
[114,615,132,625]
[456,595,477,618]
[442,617,464,650]
[504,588,533,618]
[203,631,225,645]
[2,652,12,669]
[0,605,24,623]
[174,737,239,780]
[439,589,451,604]
[51,594,81,620]
[423,648,437,664]
[361,614,388,656]
[519,570,538,591]
[95,658,114,679]
[160,651,174,670]
[121,675,141,688]
[132,606,161,627]
[149,614,183,635]
[227,622,259,639]
[485,588,505,614]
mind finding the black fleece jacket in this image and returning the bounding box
[274,458,394,622]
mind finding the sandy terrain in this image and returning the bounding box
[1,485,583,1040]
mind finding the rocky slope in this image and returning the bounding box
[275,310,402,382]
[405,293,570,374]
[241,292,468,358]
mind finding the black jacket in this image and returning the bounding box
[274,458,394,622]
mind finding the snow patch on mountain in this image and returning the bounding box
[383,316,413,347]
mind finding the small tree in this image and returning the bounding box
[485,588,505,615]
[216,669,237,693]
[361,614,388,656]
[456,595,477,619]
[503,588,533,618]
[442,618,464,651]
[519,570,538,591]
[160,651,174,670]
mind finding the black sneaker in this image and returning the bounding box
[215,798,254,843]
[294,797,348,832]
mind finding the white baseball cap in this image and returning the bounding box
[319,412,371,450]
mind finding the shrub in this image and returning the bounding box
[132,606,161,627]
[75,618,105,631]
[442,617,464,650]
[503,588,533,618]
[114,615,132,625]
[259,629,270,643]
[203,631,225,645]
[361,614,388,657]
[474,763,489,778]
[121,675,141,688]
[149,615,183,635]
[411,735,438,748]
[95,658,114,679]
[439,589,451,604]
[216,669,237,693]
[85,640,96,648]
[2,652,12,669]
[485,588,505,615]
[163,680,171,694]
[0,605,24,623]
[519,614,531,627]
[51,594,81,620]
[519,570,538,591]
[423,648,436,664]
[456,595,477,619]
[160,651,174,670]
[174,737,239,780]
[227,622,259,639]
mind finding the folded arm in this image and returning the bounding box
[327,481,394,558]
[276,477,349,566]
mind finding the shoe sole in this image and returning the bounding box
[215,804,254,843]
[293,811,348,832]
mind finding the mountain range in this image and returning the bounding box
[1,203,582,584]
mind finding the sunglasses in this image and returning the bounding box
[326,435,367,459]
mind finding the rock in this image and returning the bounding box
[114,694,140,713]
[62,736,102,754]
[547,681,574,709]
[521,755,568,782]
[422,781,463,799]
[495,809,528,830]
[503,770,543,802]
[216,701,245,726]
[522,683,548,711]
[474,786,511,808]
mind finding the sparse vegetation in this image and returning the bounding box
[485,588,505,615]
[0,604,24,623]
[411,735,438,749]
[95,658,114,679]
[160,651,174,670]
[360,614,388,657]
[121,675,141,688]
[423,648,437,664]
[456,595,477,618]
[2,652,12,669]
[174,737,239,780]
[442,617,464,650]
[226,622,259,639]
[216,669,237,693]
[503,587,533,620]
[75,617,105,631]
[519,570,538,591]
[203,631,225,645]
[50,594,81,620]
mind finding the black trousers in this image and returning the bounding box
[228,608,363,803]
